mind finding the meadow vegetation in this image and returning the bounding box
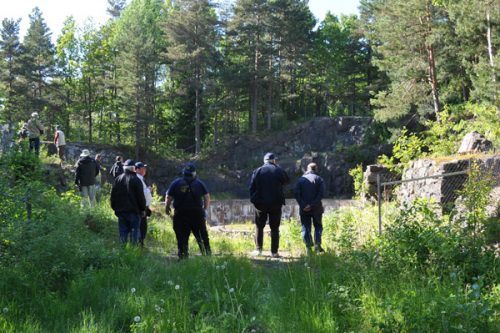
[0,148,498,332]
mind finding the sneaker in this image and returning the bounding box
[271,252,280,258]
[251,249,262,257]
[305,247,313,255]
[315,245,325,253]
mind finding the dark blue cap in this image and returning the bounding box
[135,162,147,168]
[124,159,135,166]
[183,162,196,175]
[264,152,276,161]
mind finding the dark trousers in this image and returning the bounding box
[29,137,40,156]
[300,211,323,248]
[173,208,211,259]
[57,145,65,160]
[139,215,147,246]
[254,204,282,254]
[117,212,141,244]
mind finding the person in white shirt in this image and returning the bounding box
[53,125,66,161]
[135,162,153,246]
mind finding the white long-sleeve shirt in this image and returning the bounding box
[137,174,153,207]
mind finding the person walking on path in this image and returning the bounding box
[110,155,124,179]
[75,149,100,207]
[164,163,211,259]
[294,162,325,254]
[135,161,153,247]
[249,152,290,258]
[26,112,44,156]
[53,125,66,161]
[110,159,146,244]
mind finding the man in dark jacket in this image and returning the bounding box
[249,152,290,257]
[110,159,146,244]
[294,163,325,254]
[165,163,211,259]
[75,149,100,207]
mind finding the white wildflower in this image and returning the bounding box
[251,316,256,321]
[290,288,296,292]
[130,288,136,293]
[228,288,235,293]
[175,284,180,290]
[472,283,480,290]
[2,307,8,314]
[134,316,141,322]
[160,299,165,304]
[167,280,174,286]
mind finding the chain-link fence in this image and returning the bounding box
[376,157,500,234]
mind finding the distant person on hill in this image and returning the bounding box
[111,159,146,244]
[164,163,211,259]
[26,112,44,156]
[110,155,124,179]
[249,152,290,258]
[53,125,66,161]
[75,149,100,207]
[294,162,325,254]
[94,153,105,202]
[135,161,153,247]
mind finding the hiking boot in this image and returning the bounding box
[251,249,263,257]
[315,245,325,253]
[271,252,280,258]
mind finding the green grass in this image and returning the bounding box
[0,186,498,332]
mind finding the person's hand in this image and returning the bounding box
[165,205,171,216]
[303,205,312,212]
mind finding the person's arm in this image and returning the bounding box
[294,179,305,208]
[165,195,173,215]
[54,132,59,144]
[203,193,210,210]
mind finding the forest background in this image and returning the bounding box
[0,0,497,160]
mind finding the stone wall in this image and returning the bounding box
[399,155,500,213]
[207,198,357,226]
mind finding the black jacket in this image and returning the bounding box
[250,162,290,206]
[75,156,99,186]
[109,161,124,178]
[294,171,325,211]
[110,170,146,214]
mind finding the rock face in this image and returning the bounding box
[32,116,383,198]
[458,131,493,154]
[399,156,500,214]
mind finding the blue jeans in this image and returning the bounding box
[300,212,323,248]
[117,212,141,244]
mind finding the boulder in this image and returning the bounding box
[363,164,400,199]
[458,131,493,154]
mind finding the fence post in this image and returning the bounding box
[377,173,382,235]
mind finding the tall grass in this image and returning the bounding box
[0,150,498,332]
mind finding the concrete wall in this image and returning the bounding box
[207,198,356,226]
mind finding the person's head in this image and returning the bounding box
[31,112,39,118]
[95,153,102,162]
[123,159,136,172]
[263,152,277,164]
[55,125,61,130]
[115,155,123,163]
[80,149,90,158]
[182,163,196,178]
[306,162,318,173]
[135,162,147,176]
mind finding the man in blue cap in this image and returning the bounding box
[164,163,211,259]
[249,152,290,257]
[110,159,146,244]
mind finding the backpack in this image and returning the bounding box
[110,162,123,178]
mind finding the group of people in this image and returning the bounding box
[20,112,66,160]
[107,151,325,260]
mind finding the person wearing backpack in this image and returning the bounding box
[110,155,124,179]
[164,163,211,259]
